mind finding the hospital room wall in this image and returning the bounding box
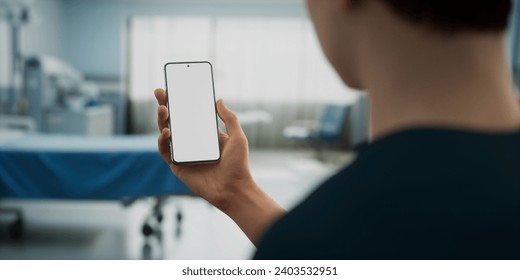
[22,0,64,59]
[61,0,307,80]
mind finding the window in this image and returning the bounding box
[128,16,359,103]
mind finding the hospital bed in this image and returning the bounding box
[0,130,191,256]
[0,132,189,198]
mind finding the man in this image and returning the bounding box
[154,0,520,259]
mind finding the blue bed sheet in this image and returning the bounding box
[0,134,191,199]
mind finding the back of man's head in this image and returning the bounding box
[381,0,511,32]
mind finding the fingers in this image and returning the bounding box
[154,88,167,106]
[158,127,172,164]
[219,129,229,139]
[155,89,178,173]
[216,99,245,139]
[158,128,181,174]
[155,88,169,132]
[157,105,169,132]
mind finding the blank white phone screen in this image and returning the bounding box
[165,62,220,163]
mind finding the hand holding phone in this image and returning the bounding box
[155,87,253,207]
[154,89,285,246]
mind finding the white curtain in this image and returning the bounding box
[128,16,362,146]
[129,17,213,102]
[130,16,357,102]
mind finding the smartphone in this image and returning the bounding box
[164,61,221,165]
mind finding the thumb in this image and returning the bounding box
[216,99,243,138]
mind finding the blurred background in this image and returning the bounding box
[0,0,519,259]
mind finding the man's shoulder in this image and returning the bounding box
[254,128,520,259]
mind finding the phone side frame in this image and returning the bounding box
[163,61,221,165]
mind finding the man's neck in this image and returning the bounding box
[358,22,520,139]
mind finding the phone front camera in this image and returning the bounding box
[187,65,190,68]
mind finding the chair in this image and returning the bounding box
[283,104,350,159]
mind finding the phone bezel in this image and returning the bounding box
[164,61,221,165]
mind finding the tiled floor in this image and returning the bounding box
[0,149,354,260]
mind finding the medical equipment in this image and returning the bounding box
[0,0,30,114]
[24,56,114,135]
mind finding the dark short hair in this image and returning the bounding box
[380,0,512,32]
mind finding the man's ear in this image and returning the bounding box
[339,0,352,10]
[340,0,355,11]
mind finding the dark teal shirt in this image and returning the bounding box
[255,128,520,259]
